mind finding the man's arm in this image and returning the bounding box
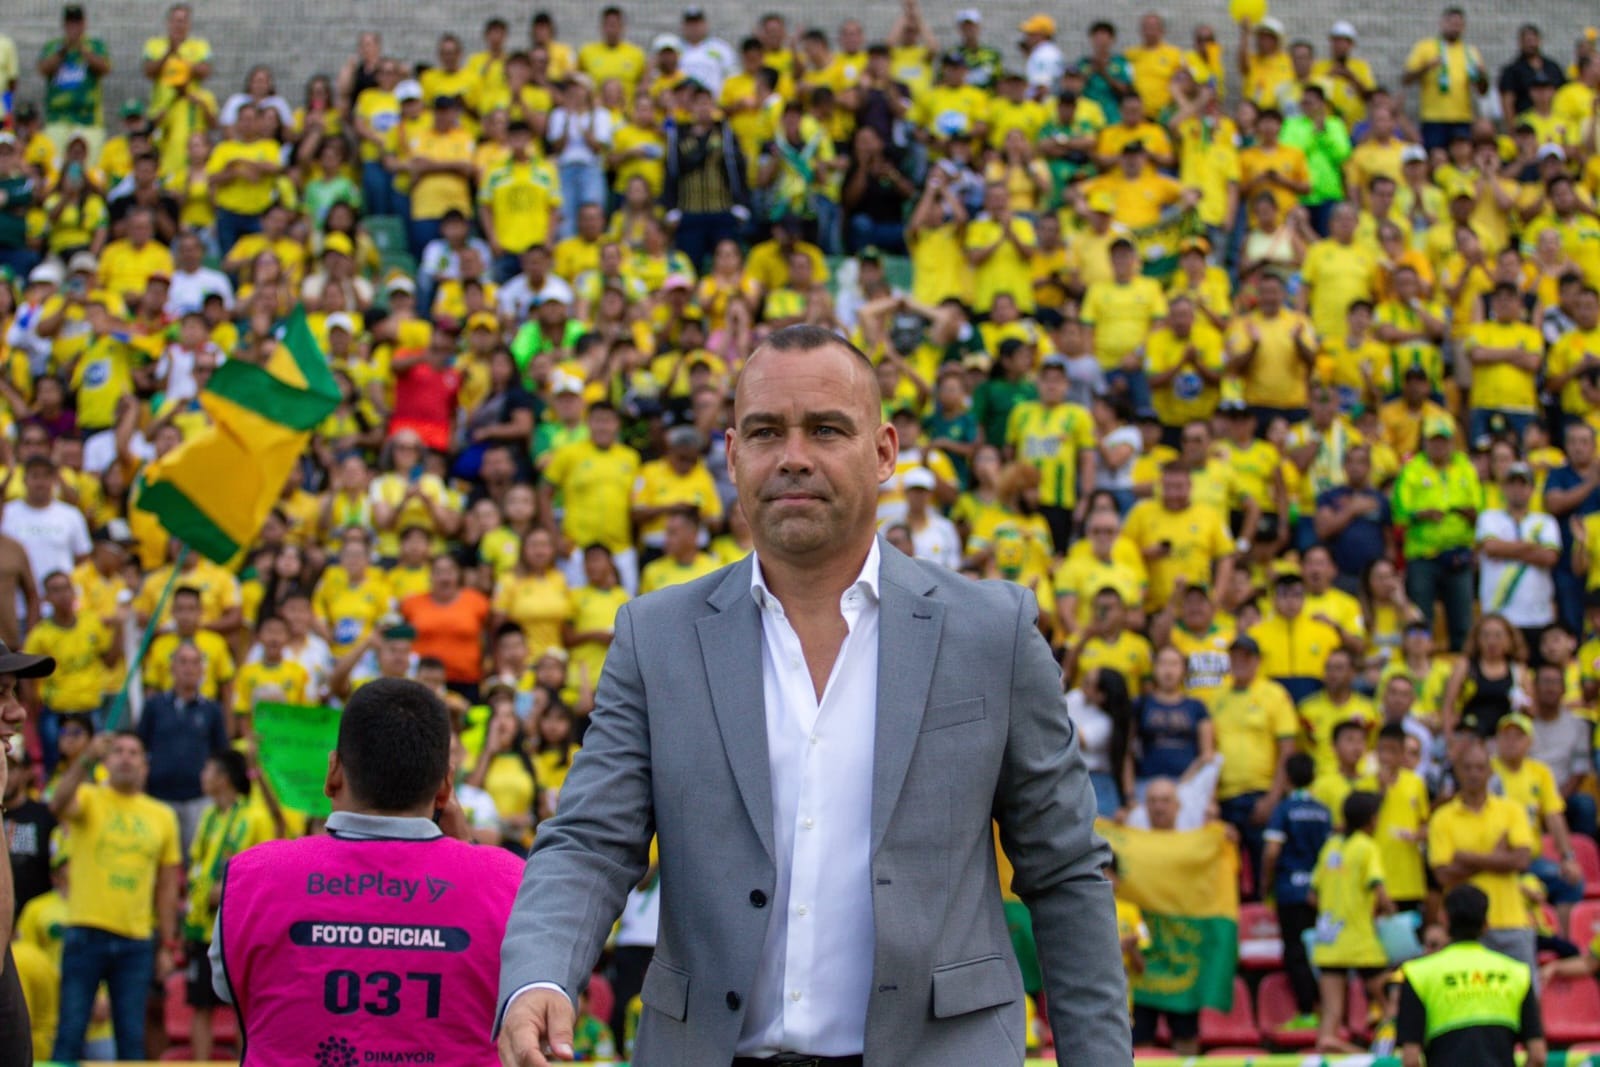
[994,588,1129,1065]
[497,603,655,1043]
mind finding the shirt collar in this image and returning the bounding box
[325,810,443,841]
[750,537,881,614]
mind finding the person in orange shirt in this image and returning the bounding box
[400,554,490,699]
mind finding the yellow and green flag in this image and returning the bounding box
[135,307,340,563]
[1097,819,1239,1013]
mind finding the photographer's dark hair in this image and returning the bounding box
[210,748,252,797]
[336,678,451,812]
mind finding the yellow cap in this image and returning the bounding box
[1020,14,1057,36]
[1423,415,1456,439]
[466,311,500,333]
[1086,190,1116,213]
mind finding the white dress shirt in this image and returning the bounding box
[510,545,881,1055]
[740,542,880,1056]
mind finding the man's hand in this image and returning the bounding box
[499,987,576,1066]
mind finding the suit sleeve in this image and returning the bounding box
[993,588,1130,1066]
[496,602,655,1032]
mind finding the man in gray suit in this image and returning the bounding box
[498,325,1130,1067]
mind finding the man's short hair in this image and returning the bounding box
[210,749,252,796]
[336,678,451,813]
[754,324,874,373]
[1444,883,1489,940]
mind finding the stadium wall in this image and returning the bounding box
[3,1,1598,125]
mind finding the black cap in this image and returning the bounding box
[941,50,968,67]
[1403,364,1429,380]
[1229,635,1261,655]
[63,4,85,20]
[0,641,55,679]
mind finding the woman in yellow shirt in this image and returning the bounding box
[981,131,1053,216]
[491,527,572,654]
[532,699,581,819]
[465,700,538,852]
[695,239,761,336]
[1359,557,1424,678]
[564,545,630,690]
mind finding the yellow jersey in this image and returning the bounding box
[23,615,112,713]
[1211,676,1298,799]
[1311,831,1388,967]
[1004,401,1095,509]
[1428,794,1534,930]
[640,552,722,595]
[233,658,310,714]
[1375,767,1430,901]
[143,629,235,700]
[64,784,181,939]
[545,440,642,553]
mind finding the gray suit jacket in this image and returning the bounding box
[497,541,1130,1065]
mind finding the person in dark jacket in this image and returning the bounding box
[663,82,750,270]
[137,641,229,854]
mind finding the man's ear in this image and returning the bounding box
[325,750,343,800]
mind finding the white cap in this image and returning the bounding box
[551,372,585,396]
[1401,144,1428,164]
[386,275,417,295]
[1538,143,1567,161]
[28,261,64,286]
[67,250,99,273]
[903,467,938,491]
[325,312,355,333]
[956,8,982,24]
[395,79,423,103]
[1330,20,1357,41]
[1257,17,1285,37]
[652,33,684,54]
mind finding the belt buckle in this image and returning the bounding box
[772,1057,822,1067]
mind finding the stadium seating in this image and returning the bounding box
[1255,971,1320,1049]
[586,972,616,1030]
[1571,899,1600,945]
[1199,976,1261,1049]
[1542,976,1600,1045]
[1237,902,1283,971]
[162,971,240,1046]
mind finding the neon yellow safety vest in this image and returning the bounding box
[1401,940,1530,1044]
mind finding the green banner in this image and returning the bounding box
[1132,913,1239,1014]
[253,701,342,817]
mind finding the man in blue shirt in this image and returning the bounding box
[137,641,229,856]
[1314,443,1391,591]
[1544,422,1600,631]
[1262,753,1333,1028]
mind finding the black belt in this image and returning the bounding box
[732,1056,864,1067]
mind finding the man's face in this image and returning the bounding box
[1325,652,1352,693]
[1344,447,1371,487]
[172,646,204,690]
[44,576,74,616]
[1159,468,1189,510]
[105,734,147,791]
[0,675,25,756]
[1441,11,1465,40]
[23,465,53,505]
[1535,669,1565,710]
[588,408,620,448]
[729,344,895,565]
[1334,726,1366,766]
[1568,426,1597,468]
[1455,743,1489,792]
[1498,725,1531,761]
[172,595,201,632]
[1145,782,1179,829]
[1229,650,1258,685]
[1424,434,1453,466]
[1274,582,1304,619]
[128,211,153,246]
[1382,678,1414,719]
[1505,475,1533,510]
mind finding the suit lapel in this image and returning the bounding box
[698,559,776,865]
[871,546,944,854]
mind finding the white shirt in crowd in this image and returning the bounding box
[1024,41,1065,94]
[907,512,963,570]
[497,272,575,322]
[1474,507,1560,628]
[1065,688,1113,776]
[681,36,738,95]
[739,542,880,1057]
[548,107,615,166]
[166,266,235,316]
[0,497,91,592]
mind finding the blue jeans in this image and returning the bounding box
[1219,792,1268,901]
[361,160,395,217]
[1422,121,1473,154]
[1531,856,1586,906]
[0,245,41,279]
[1107,369,1152,415]
[214,207,262,260]
[1569,792,1598,840]
[812,195,842,255]
[1469,408,1535,445]
[1089,771,1122,818]
[492,252,523,284]
[1405,552,1474,651]
[675,211,742,273]
[848,213,908,255]
[53,926,155,1061]
[558,161,606,237]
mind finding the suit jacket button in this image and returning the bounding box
[749,889,767,908]
[726,991,742,1010]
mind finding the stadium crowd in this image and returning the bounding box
[2,0,1600,1060]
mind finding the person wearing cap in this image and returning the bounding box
[897,466,959,569]
[1476,459,1560,644]
[403,89,476,257]
[1211,634,1298,894]
[676,6,735,97]
[1281,85,1353,234]
[1246,568,1342,706]
[38,4,111,155]
[1017,15,1064,100]
[632,425,723,559]
[578,5,649,99]
[1463,282,1543,445]
[1238,16,1293,110]
[1403,7,1488,151]
[664,82,751,271]
[1494,711,1585,908]
[953,9,1001,90]
[0,637,57,1063]
[1311,22,1376,127]
[0,128,40,279]
[1002,355,1095,551]
[1392,415,1481,651]
[328,612,418,701]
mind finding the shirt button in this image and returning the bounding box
[790,990,803,1002]
[797,904,809,916]
[726,991,742,1010]
[809,735,819,745]
[749,889,767,908]
[802,818,814,830]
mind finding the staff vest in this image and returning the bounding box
[1401,939,1530,1045]
[220,831,525,1065]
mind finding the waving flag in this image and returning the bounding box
[135,307,340,563]
[1096,819,1240,1013]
